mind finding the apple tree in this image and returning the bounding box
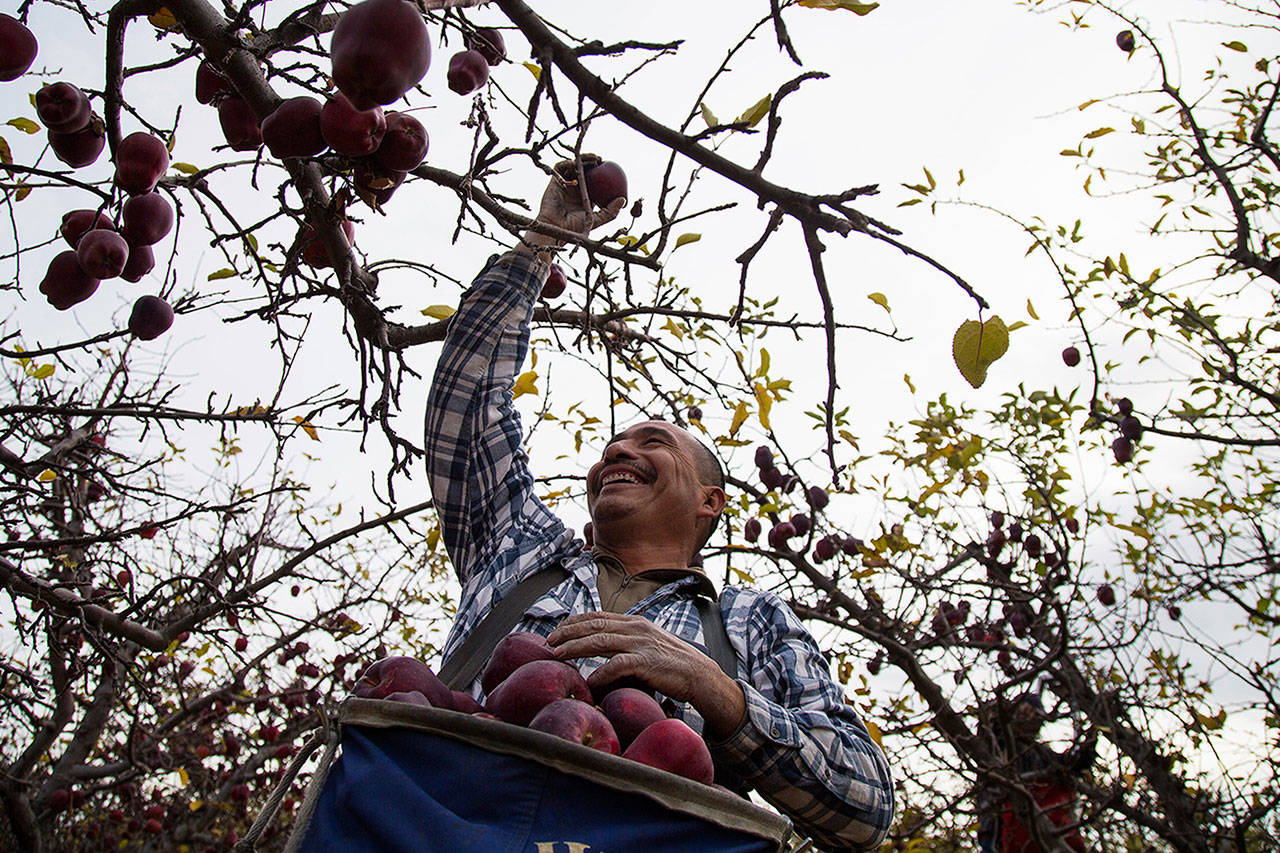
[1,0,1278,850]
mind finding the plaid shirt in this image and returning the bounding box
[425,250,895,850]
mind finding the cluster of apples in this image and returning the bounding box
[740,445,863,564]
[3,15,175,337]
[1062,348,1144,465]
[353,632,716,785]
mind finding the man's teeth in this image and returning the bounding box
[602,471,643,486]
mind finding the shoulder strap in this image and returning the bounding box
[439,564,570,690]
[695,595,739,680]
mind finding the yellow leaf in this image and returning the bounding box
[37,469,56,482]
[0,136,11,164]
[951,316,1010,389]
[523,61,541,80]
[753,383,773,431]
[172,162,199,175]
[148,7,180,31]
[797,0,879,13]
[426,526,440,552]
[7,117,38,134]
[207,268,236,281]
[177,767,189,786]
[1078,98,1100,111]
[292,416,320,441]
[903,374,915,393]
[662,317,686,340]
[699,103,717,127]
[1026,299,1038,320]
[729,401,749,437]
[1222,40,1247,52]
[14,182,29,201]
[735,94,772,128]
[31,364,54,379]
[1084,127,1115,139]
[511,370,538,399]
[867,292,890,313]
[420,304,457,320]
[674,233,701,249]
[1006,321,1028,332]
[189,800,203,811]
[756,348,770,378]
[863,719,884,749]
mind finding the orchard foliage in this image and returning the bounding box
[0,0,1277,850]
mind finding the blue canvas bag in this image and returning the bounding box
[280,699,793,853]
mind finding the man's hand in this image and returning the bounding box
[548,611,747,740]
[520,156,627,250]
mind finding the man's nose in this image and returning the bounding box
[602,440,637,464]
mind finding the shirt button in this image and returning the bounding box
[771,727,780,737]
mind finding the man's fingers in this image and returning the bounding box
[552,631,634,661]
[585,653,645,687]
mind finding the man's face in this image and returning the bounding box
[585,421,716,536]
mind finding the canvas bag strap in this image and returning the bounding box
[439,564,571,690]
[694,594,739,680]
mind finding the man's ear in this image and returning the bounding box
[697,486,727,519]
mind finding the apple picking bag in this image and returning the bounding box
[267,698,793,852]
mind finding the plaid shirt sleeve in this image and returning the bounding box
[712,587,896,850]
[423,251,573,601]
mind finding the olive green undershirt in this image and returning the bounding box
[594,552,703,614]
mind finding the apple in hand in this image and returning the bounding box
[529,698,621,755]
[584,161,627,207]
[622,717,714,784]
[353,656,453,709]
[484,659,591,726]
[481,631,558,696]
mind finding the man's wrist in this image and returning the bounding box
[698,672,749,742]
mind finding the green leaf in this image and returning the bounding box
[31,364,54,379]
[700,103,718,127]
[420,304,457,320]
[7,117,38,134]
[797,0,879,13]
[674,233,701,249]
[171,162,199,175]
[207,268,237,281]
[1222,41,1247,52]
[736,94,772,128]
[951,316,1010,389]
[0,136,11,165]
[868,292,891,313]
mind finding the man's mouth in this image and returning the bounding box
[597,466,650,490]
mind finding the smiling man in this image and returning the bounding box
[424,161,894,850]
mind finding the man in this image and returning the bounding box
[424,160,894,850]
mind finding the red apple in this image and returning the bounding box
[373,111,428,171]
[114,132,169,195]
[36,82,91,133]
[127,295,174,341]
[120,242,155,283]
[60,209,114,248]
[0,14,37,81]
[464,27,506,66]
[622,718,714,784]
[262,96,326,159]
[484,659,591,727]
[450,690,484,714]
[585,161,627,207]
[383,690,433,707]
[1096,584,1117,607]
[217,97,262,152]
[1062,346,1081,367]
[299,219,356,269]
[447,50,489,95]
[121,192,173,246]
[76,228,129,279]
[194,59,234,104]
[541,263,567,299]
[481,631,558,696]
[529,699,620,755]
[331,0,431,110]
[353,656,453,709]
[599,687,666,750]
[320,93,385,157]
[48,116,105,168]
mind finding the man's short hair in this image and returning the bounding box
[691,435,725,552]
